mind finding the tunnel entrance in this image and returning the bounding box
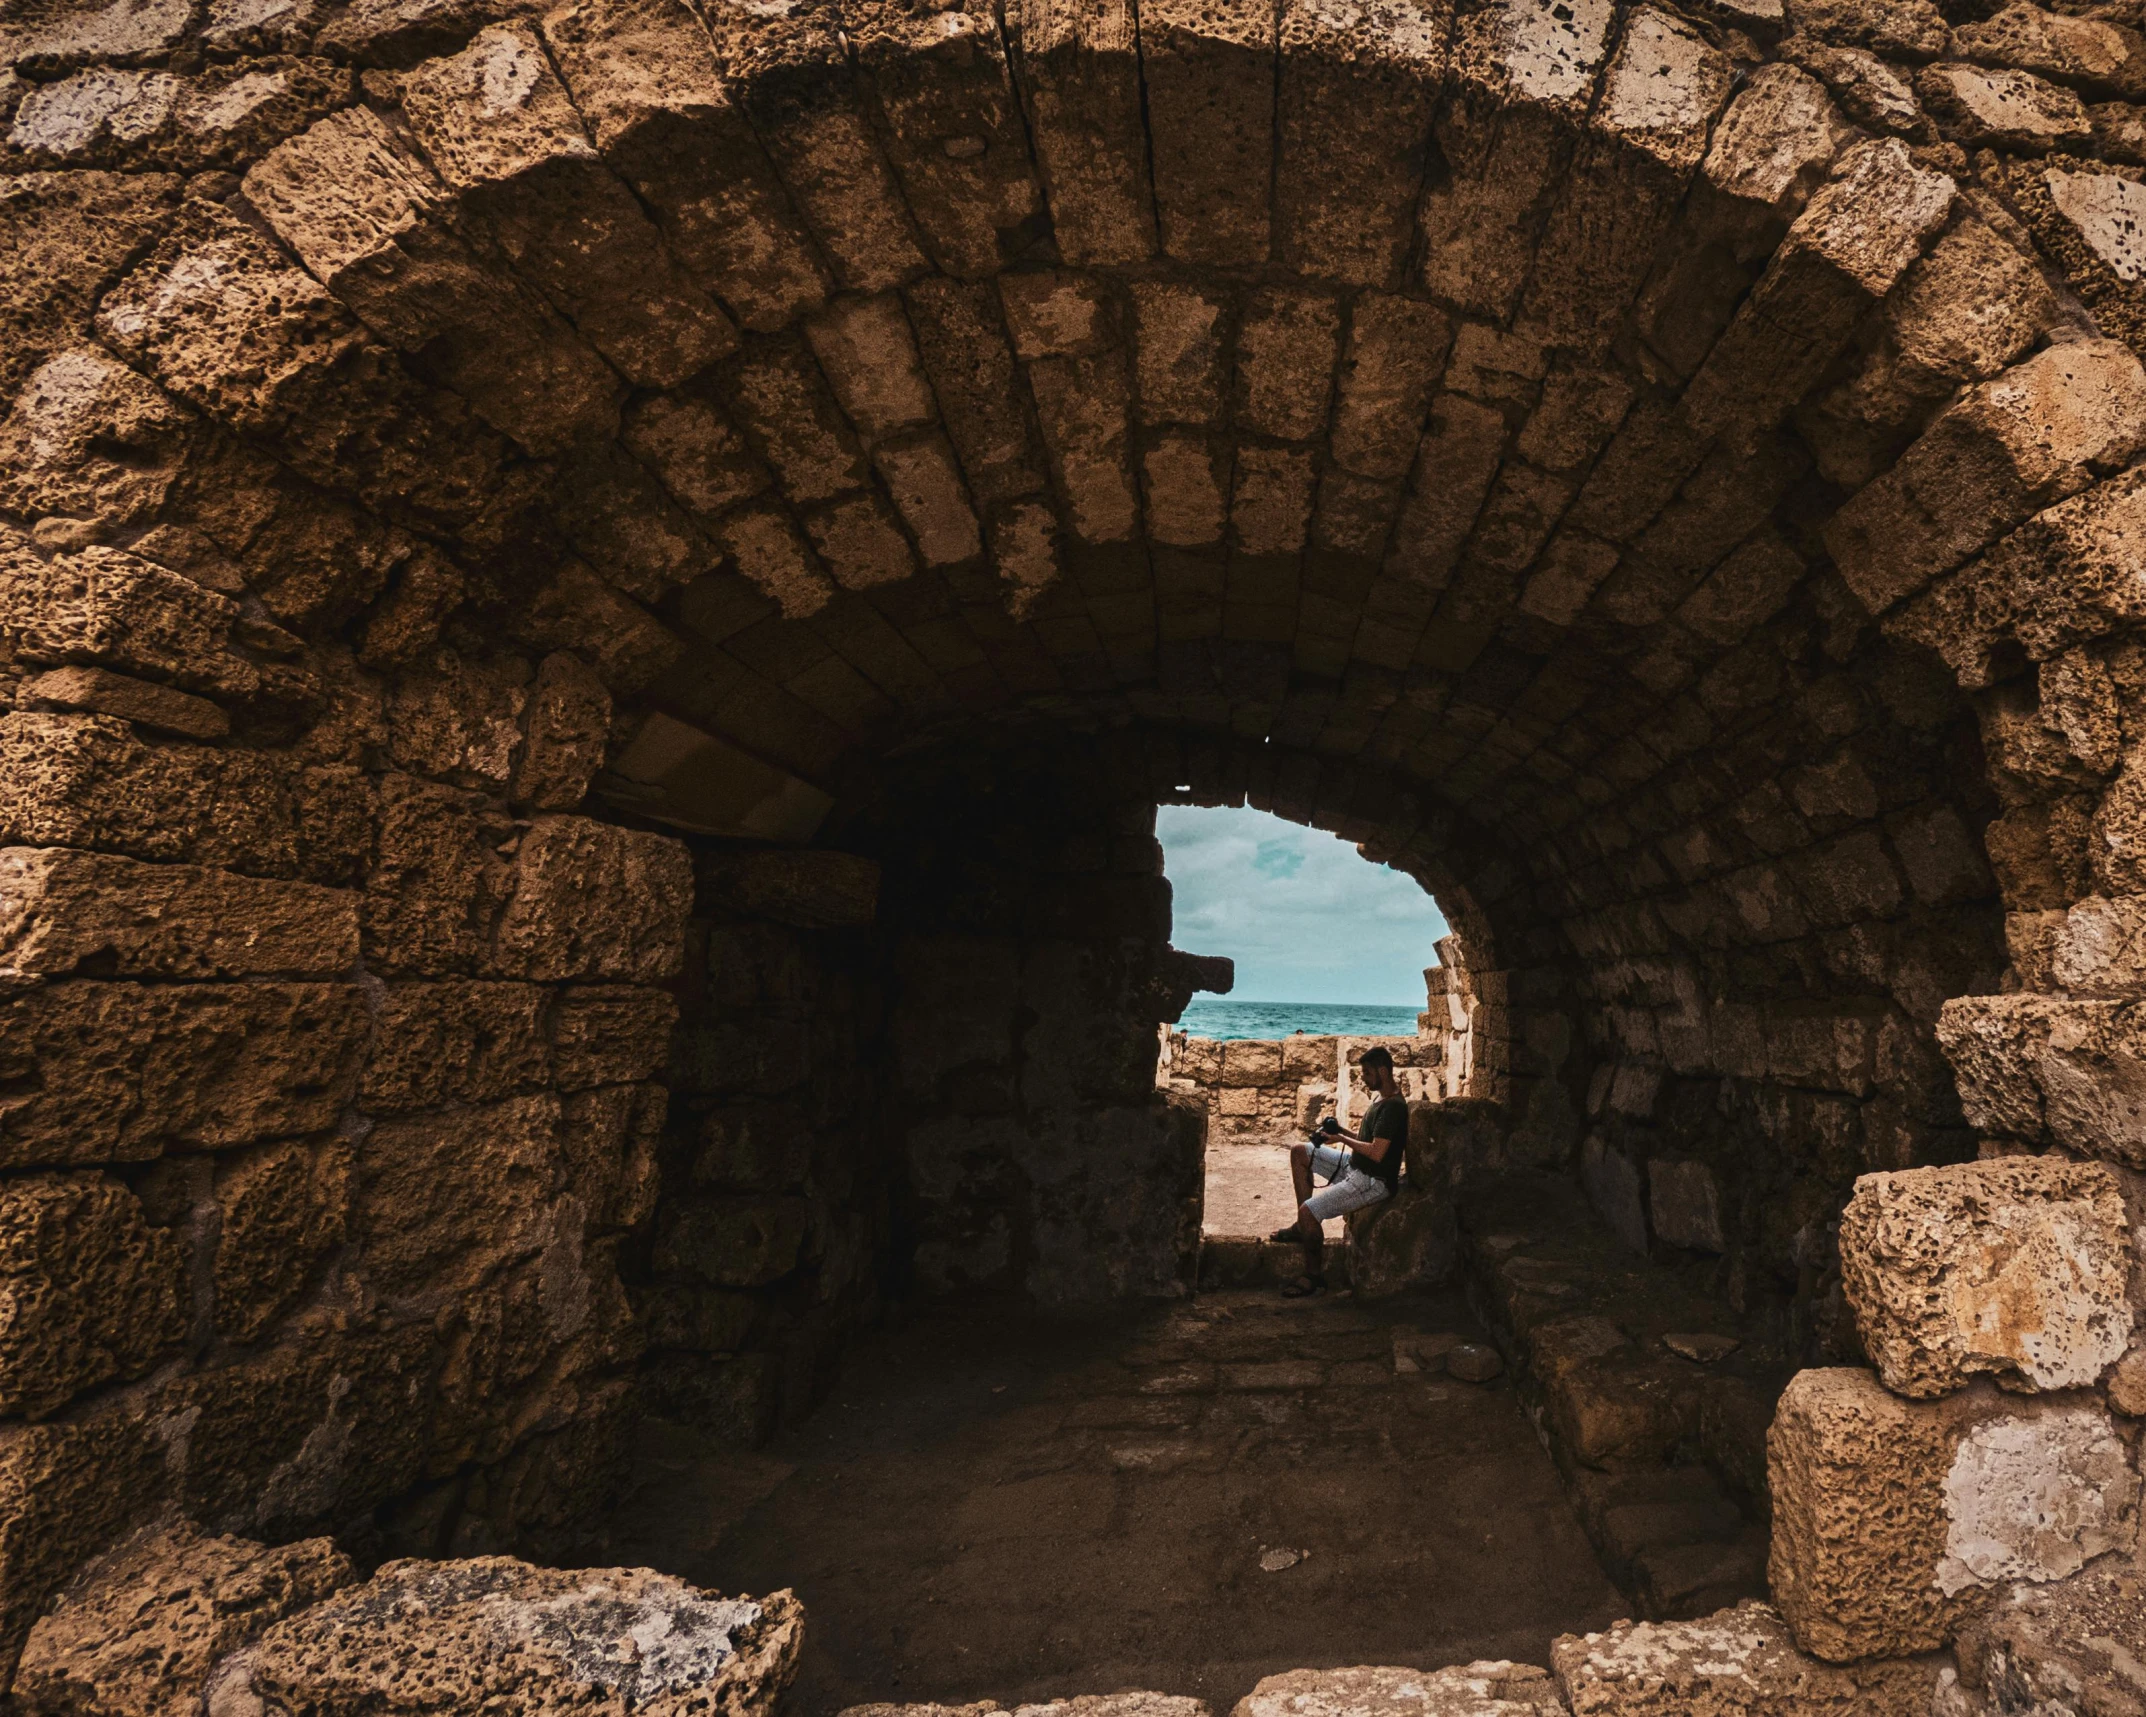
[8,0,2146,1704]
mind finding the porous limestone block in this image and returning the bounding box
[16,667,227,741]
[360,981,552,1112]
[399,22,736,388]
[4,58,353,174]
[243,106,621,455]
[843,0,1043,279]
[1681,136,1953,437]
[906,277,1050,505]
[551,986,679,1090]
[852,1698,1207,1717]
[1768,1367,2141,1662]
[722,338,872,505]
[802,292,937,443]
[490,816,693,984]
[0,542,252,698]
[1331,294,1455,480]
[1938,992,2146,1169]
[94,204,501,532]
[1219,1037,1284,1088]
[0,1172,184,1419]
[1140,0,1277,266]
[0,848,357,981]
[1841,1156,2134,1399]
[511,651,612,813]
[0,981,369,1169]
[1274,0,1450,288]
[540,0,830,330]
[1647,1158,1725,1253]
[1132,281,1230,427]
[1521,9,1735,351]
[212,1137,351,1343]
[0,345,195,536]
[1552,1603,1944,1715]
[1828,338,2146,615]
[1027,351,1139,544]
[1003,0,1154,266]
[1915,62,2091,150]
[1346,1185,1459,1297]
[1954,2,2146,101]
[1235,289,1344,442]
[14,1522,354,1717]
[1418,0,1618,320]
[208,1558,803,1717]
[697,0,929,294]
[0,170,181,406]
[0,1411,167,1689]
[1232,1661,1566,1717]
[1951,1535,2146,1717]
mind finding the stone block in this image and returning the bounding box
[1916,61,2090,150]
[654,1194,813,1287]
[1829,339,2146,615]
[1581,1134,1647,1253]
[14,1522,354,1717]
[561,1082,664,1233]
[0,1411,167,1690]
[1551,1602,1942,1715]
[1330,294,1454,480]
[95,204,501,532]
[1220,1038,1283,1087]
[0,848,357,982]
[209,1558,802,1717]
[698,849,880,929]
[551,986,678,1090]
[0,981,368,1169]
[1027,351,1138,544]
[1955,2,2146,100]
[907,278,1048,506]
[0,542,253,698]
[0,1172,184,1420]
[1346,1185,1458,1296]
[489,816,693,983]
[510,651,612,814]
[399,22,736,388]
[1233,1662,1564,1717]
[1418,0,1616,320]
[697,0,928,294]
[1648,1158,1725,1253]
[213,1138,351,1344]
[1768,1367,2141,1661]
[242,105,621,456]
[1140,0,1275,265]
[540,0,830,331]
[360,981,549,1112]
[6,57,351,173]
[1521,10,1735,352]
[1274,0,1450,288]
[844,0,1042,279]
[1840,1155,2134,1398]
[1681,139,1954,441]
[352,1094,565,1302]
[1939,992,2146,1167]
[722,338,872,506]
[0,170,181,406]
[1950,1536,2146,1717]
[1235,289,1343,442]
[874,431,983,566]
[1004,0,1153,265]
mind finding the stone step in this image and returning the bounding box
[1631,1525,1771,1621]
[1197,1237,1352,1290]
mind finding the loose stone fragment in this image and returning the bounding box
[14,1522,354,1717]
[1447,1342,1504,1382]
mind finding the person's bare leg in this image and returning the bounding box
[1274,1143,1318,1245]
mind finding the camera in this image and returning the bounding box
[1312,1116,1342,1138]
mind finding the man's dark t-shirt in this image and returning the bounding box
[1356,1094,1410,1190]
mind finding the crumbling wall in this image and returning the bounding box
[1162,1032,1449,1145]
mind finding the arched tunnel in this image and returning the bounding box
[2,0,2144,1704]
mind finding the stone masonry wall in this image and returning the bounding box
[1161,1030,1449,1146]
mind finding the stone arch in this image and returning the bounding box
[4,0,2146,1693]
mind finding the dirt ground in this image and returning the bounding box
[1200,1143,1346,1241]
[604,1288,1625,1716]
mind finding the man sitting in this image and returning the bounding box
[1270,1045,1409,1297]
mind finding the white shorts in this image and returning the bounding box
[1303,1142,1392,1221]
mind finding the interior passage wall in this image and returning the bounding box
[829,742,1207,1304]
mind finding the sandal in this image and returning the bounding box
[1267,1224,1307,1244]
[1279,1277,1325,1299]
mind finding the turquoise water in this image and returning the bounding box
[1178,999,1422,1041]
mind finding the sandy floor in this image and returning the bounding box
[604,1290,1623,1716]
[1202,1142,1345,1241]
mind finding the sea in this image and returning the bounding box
[1177,999,1423,1042]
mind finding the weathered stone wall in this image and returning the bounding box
[1161,1031,1447,1146]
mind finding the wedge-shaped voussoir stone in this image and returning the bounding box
[1551,1602,1944,1715]
[0,542,254,699]
[1768,1368,2141,1663]
[1841,1156,2135,1399]
[0,848,358,981]
[1233,1661,1567,1717]
[0,981,370,1168]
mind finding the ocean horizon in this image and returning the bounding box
[1177,998,1422,1042]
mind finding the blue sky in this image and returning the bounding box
[1156,804,1450,1005]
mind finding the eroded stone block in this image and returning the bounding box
[0,981,369,1169]
[14,1522,354,1717]
[1768,1367,2141,1662]
[1234,1661,1564,1717]
[0,848,358,981]
[0,1172,184,1419]
[490,816,694,983]
[1840,1155,2135,1398]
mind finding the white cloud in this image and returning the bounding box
[1158,804,1449,1006]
